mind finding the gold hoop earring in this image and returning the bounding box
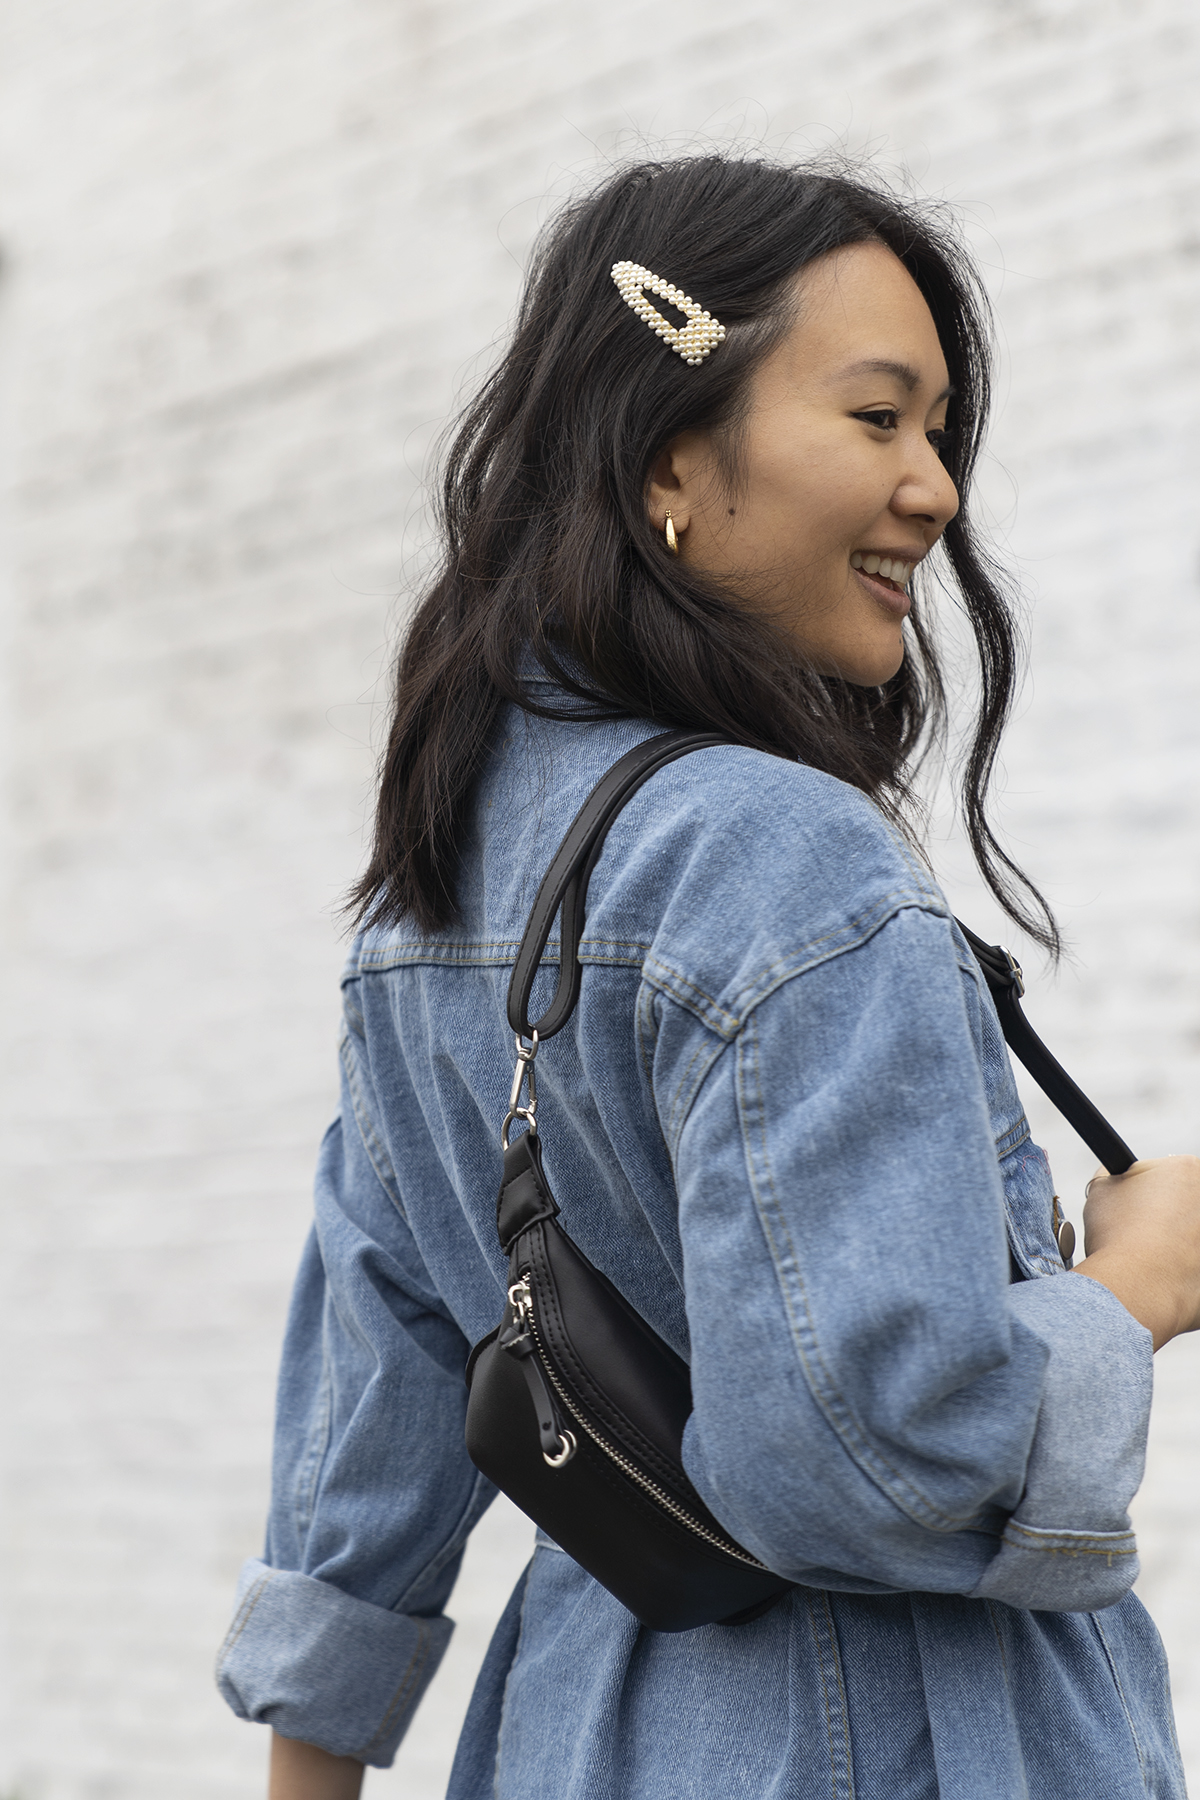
[664,511,679,556]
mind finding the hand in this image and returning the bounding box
[268,1732,364,1800]
[1073,1155,1200,1350]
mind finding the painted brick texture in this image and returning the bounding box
[0,1,1197,1794]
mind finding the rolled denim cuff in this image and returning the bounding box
[973,1520,1138,1611]
[215,1558,453,1768]
[971,1273,1152,1613]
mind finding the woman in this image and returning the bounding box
[217,155,1200,1799]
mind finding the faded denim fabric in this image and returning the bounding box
[216,696,1181,1796]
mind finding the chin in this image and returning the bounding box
[842,646,906,687]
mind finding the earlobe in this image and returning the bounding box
[646,443,694,543]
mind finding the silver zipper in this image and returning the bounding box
[508,1275,768,1571]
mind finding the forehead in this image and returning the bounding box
[769,242,950,393]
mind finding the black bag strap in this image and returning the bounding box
[954,921,1136,1173]
[507,730,1137,1174]
[507,729,731,1042]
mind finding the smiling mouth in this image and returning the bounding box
[850,551,915,594]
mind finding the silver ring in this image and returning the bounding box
[501,1108,538,1151]
[543,1430,577,1469]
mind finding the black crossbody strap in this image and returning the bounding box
[508,730,1137,1173]
[507,730,731,1041]
[955,920,1136,1174]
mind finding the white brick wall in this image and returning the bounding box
[0,1,1197,1793]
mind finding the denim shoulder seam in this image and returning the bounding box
[736,1006,984,1533]
[644,891,950,1039]
[877,812,941,898]
[339,1024,405,1218]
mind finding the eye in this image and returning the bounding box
[927,427,954,462]
[852,409,898,431]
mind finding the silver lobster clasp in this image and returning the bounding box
[501,1031,539,1149]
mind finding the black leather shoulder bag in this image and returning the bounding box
[463,730,1136,1634]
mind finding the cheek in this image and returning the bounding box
[750,433,883,556]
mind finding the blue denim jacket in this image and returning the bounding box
[217,694,1182,1798]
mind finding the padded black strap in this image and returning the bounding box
[954,920,1136,1174]
[508,730,1137,1173]
[497,1129,560,1253]
[507,729,730,1040]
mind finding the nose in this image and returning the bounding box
[891,438,959,534]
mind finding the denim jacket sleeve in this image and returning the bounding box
[665,901,1152,1612]
[216,725,1155,1763]
[214,1012,494,1766]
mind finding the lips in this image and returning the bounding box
[852,561,912,618]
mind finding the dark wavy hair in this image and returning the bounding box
[350,154,1057,953]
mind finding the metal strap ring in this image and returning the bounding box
[501,1106,538,1151]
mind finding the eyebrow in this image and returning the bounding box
[833,358,956,401]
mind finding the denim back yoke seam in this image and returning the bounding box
[351,903,1027,1193]
[350,937,653,975]
[353,891,947,1009]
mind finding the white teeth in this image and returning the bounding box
[853,552,917,584]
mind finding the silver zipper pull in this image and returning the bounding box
[499,1274,576,1467]
[498,1275,532,1351]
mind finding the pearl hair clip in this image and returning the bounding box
[610,260,726,366]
